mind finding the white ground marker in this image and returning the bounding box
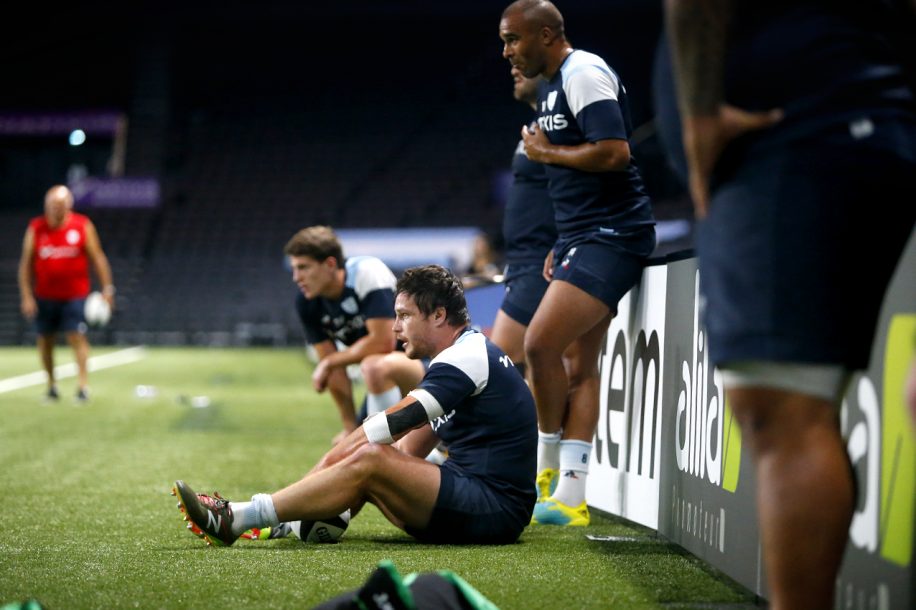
[0,346,147,395]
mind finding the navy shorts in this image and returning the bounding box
[551,237,651,313]
[698,116,916,369]
[35,298,87,335]
[406,463,531,545]
[500,264,549,326]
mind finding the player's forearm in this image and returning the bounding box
[17,270,32,298]
[537,140,630,172]
[326,369,357,425]
[323,332,395,370]
[17,261,34,299]
[92,255,115,294]
[394,425,440,458]
[665,0,731,117]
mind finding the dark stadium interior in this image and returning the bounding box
[0,1,690,347]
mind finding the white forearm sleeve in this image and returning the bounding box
[363,413,394,444]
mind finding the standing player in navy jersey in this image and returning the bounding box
[173,265,537,546]
[499,0,656,526]
[286,226,402,443]
[489,66,557,379]
[662,0,916,607]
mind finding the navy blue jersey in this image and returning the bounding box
[537,50,654,239]
[658,0,916,369]
[503,138,557,266]
[408,329,537,506]
[296,256,396,346]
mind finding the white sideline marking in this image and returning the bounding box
[0,346,147,395]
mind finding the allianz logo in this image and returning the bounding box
[843,314,915,568]
[675,272,740,492]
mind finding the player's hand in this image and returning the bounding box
[521,123,552,163]
[331,429,348,446]
[103,294,116,312]
[312,359,331,392]
[542,249,554,282]
[683,104,782,218]
[20,295,37,319]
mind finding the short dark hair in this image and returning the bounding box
[397,265,470,327]
[283,226,344,266]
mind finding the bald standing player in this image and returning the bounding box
[500,0,656,526]
[18,185,115,403]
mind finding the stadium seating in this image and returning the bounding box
[0,9,689,347]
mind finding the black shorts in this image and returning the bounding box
[35,298,87,335]
[552,237,650,313]
[405,463,532,545]
[500,264,549,326]
[698,115,916,369]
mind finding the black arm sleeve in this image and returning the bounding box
[386,400,429,436]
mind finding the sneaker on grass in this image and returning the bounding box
[172,480,239,546]
[530,496,590,527]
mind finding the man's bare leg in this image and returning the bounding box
[66,331,90,393]
[272,443,440,530]
[730,387,853,610]
[38,334,56,394]
[525,280,610,434]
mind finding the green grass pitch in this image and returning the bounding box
[0,346,755,609]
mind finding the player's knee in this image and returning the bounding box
[524,333,555,367]
[566,367,599,391]
[360,354,388,390]
[349,442,394,480]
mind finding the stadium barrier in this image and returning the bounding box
[587,235,915,607]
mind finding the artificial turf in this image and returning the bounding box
[0,346,756,609]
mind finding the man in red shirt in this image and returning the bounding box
[17,185,115,403]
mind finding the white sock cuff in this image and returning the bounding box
[559,440,592,473]
[366,386,403,417]
[251,493,279,527]
[537,429,563,444]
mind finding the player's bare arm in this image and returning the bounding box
[312,339,358,434]
[666,0,781,215]
[84,220,116,309]
[17,227,37,318]
[521,124,631,172]
[312,316,396,388]
[314,395,434,472]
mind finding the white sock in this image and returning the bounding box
[537,429,562,472]
[229,493,279,536]
[366,386,402,418]
[425,447,447,465]
[552,440,591,507]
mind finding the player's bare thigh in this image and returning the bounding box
[526,279,610,356]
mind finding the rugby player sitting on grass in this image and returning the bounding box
[174,265,537,545]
